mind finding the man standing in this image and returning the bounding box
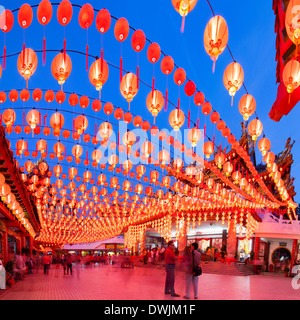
[183,242,202,300]
[164,241,180,297]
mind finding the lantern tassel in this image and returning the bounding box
[180,14,186,33]
[86,44,89,71]
[64,38,66,62]
[212,57,216,74]
[188,109,190,129]
[101,48,104,73]
[120,56,123,82]
[231,95,233,106]
[43,37,46,66]
[137,65,139,90]
[3,46,6,70]
[165,89,168,111]
[152,76,155,98]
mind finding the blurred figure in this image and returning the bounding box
[66,254,73,275]
[43,253,50,275]
[183,242,201,300]
[164,241,180,297]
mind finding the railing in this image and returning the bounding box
[256,211,300,236]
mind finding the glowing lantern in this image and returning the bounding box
[204,15,228,72]
[146,90,164,123]
[285,0,300,49]
[247,119,263,141]
[263,152,275,167]
[92,149,102,163]
[16,140,27,156]
[158,150,170,166]
[122,131,136,149]
[223,62,244,105]
[51,52,72,88]
[173,158,183,172]
[136,165,146,177]
[27,110,40,129]
[74,115,88,134]
[169,109,185,131]
[72,144,83,160]
[120,72,138,110]
[123,160,133,172]
[171,0,198,32]
[238,94,256,121]
[2,109,16,128]
[17,48,38,87]
[214,153,226,169]
[282,59,300,101]
[223,161,233,176]
[89,58,109,98]
[232,171,242,184]
[50,113,64,134]
[53,142,64,157]
[99,122,112,141]
[202,141,214,159]
[108,154,119,167]
[141,141,154,157]
[258,137,271,156]
[54,164,62,178]
[187,127,201,147]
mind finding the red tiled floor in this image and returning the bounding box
[0,263,299,300]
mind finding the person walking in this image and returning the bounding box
[43,253,50,275]
[164,241,180,297]
[183,242,202,300]
[66,254,73,275]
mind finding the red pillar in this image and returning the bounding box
[2,230,8,264]
[253,237,260,272]
[290,239,298,275]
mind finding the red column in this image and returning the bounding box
[290,239,298,275]
[2,230,8,264]
[253,237,260,272]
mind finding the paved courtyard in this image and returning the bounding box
[0,263,299,300]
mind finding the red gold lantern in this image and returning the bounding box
[202,141,214,159]
[27,109,40,129]
[89,58,109,97]
[17,48,38,87]
[187,127,201,147]
[146,90,164,123]
[247,119,263,141]
[257,137,271,156]
[171,0,198,32]
[51,52,72,88]
[169,109,185,131]
[238,94,256,121]
[2,109,16,128]
[120,73,138,110]
[223,62,244,105]
[204,15,228,72]
[282,59,300,101]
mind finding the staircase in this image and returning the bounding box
[200,261,254,276]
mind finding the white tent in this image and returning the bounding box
[62,236,124,251]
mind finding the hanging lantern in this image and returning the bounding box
[57,0,73,26]
[2,109,16,128]
[202,141,214,159]
[99,121,113,141]
[174,67,186,85]
[53,142,64,158]
[187,127,201,147]
[247,118,263,141]
[223,62,244,105]
[204,15,228,72]
[263,151,275,167]
[108,154,119,168]
[158,150,170,167]
[257,137,271,156]
[37,0,53,25]
[238,94,256,121]
[141,141,154,157]
[96,8,111,33]
[74,115,88,134]
[92,149,102,163]
[173,158,184,172]
[120,72,138,110]
[17,48,38,87]
[146,89,164,123]
[18,3,33,29]
[285,0,300,51]
[89,58,109,97]
[282,59,300,102]
[214,153,226,169]
[50,112,64,134]
[122,131,136,149]
[27,110,40,129]
[16,140,27,156]
[223,161,233,176]
[131,29,146,52]
[72,144,83,160]
[51,52,72,88]
[79,96,89,109]
[78,3,94,29]
[171,0,198,32]
[169,109,185,131]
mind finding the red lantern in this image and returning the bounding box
[78,3,94,29]
[184,80,196,96]
[37,0,53,25]
[51,52,72,88]
[96,8,111,33]
[32,88,43,102]
[18,4,33,28]
[89,58,109,97]
[69,93,78,106]
[57,0,73,26]
[174,67,186,85]
[92,99,102,112]
[79,96,89,109]
[9,90,19,102]
[131,29,146,52]
[20,89,30,102]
